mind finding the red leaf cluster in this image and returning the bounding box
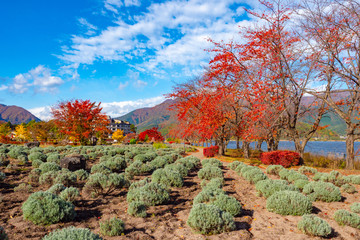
[260,150,301,168]
[138,127,164,142]
[203,146,219,158]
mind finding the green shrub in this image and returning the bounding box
[297,214,332,237]
[47,184,66,195]
[22,191,75,225]
[240,165,256,177]
[29,152,47,162]
[84,173,129,197]
[42,226,102,240]
[7,147,27,159]
[125,160,155,178]
[74,169,89,181]
[294,179,309,191]
[128,201,147,218]
[0,226,8,240]
[39,162,61,174]
[29,168,41,183]
[99,217,124,236]
[102,156,127,172]
[164,164,188,177]
[202,158,223,168]
[39,171,58,186]
[32,159,44,168]
[266,165,285,175]
[187,203,235,235]
[201,178,224,190]
[319,172,349,187]
[183,156,201,166]
[348,175,360,185]
[351,203,360,213]
[303,181,341,202]
[90,163,112,175]
[287,172,308,183]
[60,187,80,202]
[127,182,170,206]
[150,156,169,169]
[54,169,77,186]
[255,179,299,198]
[46,154,61,164]
[153,142,168,149]
[193,187,225,205]
[279,169,295,181]
[212,194,242,216]
[198,165,223,180]
[151,168,184,188]
[175,158,195,171]
[298,166,317,175]
[312,172,324,181]
[266,190,312,216]
[14,183,33,193]
[234,162,247,174]
[334,210,360,229]
[242,167,268,184]
[229,161,241,170]
[341,183,357,194]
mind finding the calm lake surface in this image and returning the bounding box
[225,140,360,158]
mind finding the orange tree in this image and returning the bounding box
[51,99,109,145]
[138,127,164,142]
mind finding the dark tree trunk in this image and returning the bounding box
[242,141,250,158]
[346,126,355,169]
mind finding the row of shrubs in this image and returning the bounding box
[187,158,242,235]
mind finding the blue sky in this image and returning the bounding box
[0,0,259,120]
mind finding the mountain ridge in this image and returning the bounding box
[0,104,41,124]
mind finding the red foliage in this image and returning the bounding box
[203,146,219,158]
[51,99,109,145]
[138,127,164,142]
[168,141,175,144]
[260,151,301,168]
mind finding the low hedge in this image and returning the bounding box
[260,151,301,168]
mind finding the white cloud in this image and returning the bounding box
[59,63,80,80]
[104,0,122,13]
[78,18,98,35]
[132,79,147,89]
[0,85,8,91]
[9,65,64,94]
[124,0,140,7]
[60,0,256,76]
[118,81,129,90]
[29,96,165,120]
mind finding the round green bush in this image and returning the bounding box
[334,210,360,229]
[242,167,268,184]
[341,183,357,194]
[266,165,285,175]
[39,171,58,186]
[99,217,124,236]
[128,201,147,218]
[351,203,360,214]
[47,184,66,195]
[32,159,44,168]
[74,169,89,181]
[46,154,61,164]
[202,158,223,168]
[84,173,129,197]
[22,191,76,225]
[164,164,188,177]
[234,162,247,174]
[175,158,195,171]
[294,179,309,191]
[297,214,332,237]
[201,178,224,190]
[193,187,225,205]
[228,161,241,170]
[54,169,77,186]
[303,181,341,202]
[212,194,242,217]
[42,226,102,240]
[187,203,235,235]
[151,168,184,188]
[59,187,80,202]
[348,175,360,185]
[150,156,169,169]
[255,179,299,198]
[298,166,317,175]
[39,162,61,174]
[29,152,47,162]
[102,157,127,172]
[266,190,312,216]
[198,165,223,180]
[312,172,324,181]
[90,163,112,175]
[287,172,308,183]
[127,182,170,206]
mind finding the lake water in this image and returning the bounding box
[200,140,360,158]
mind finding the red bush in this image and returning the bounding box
[203,146,219,158]
[260,150,301,168]
[168,141,175,144]
[138,127,164,142]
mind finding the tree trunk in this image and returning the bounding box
[256,140,263,151]
[346,130,355,169]
[242,141,250,158]
[293,138,305,159]
[236,136,240,149]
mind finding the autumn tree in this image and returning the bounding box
[51,99,109,145]
[138,127,164,142]
[112,129,125,143]
[0,123,11,142]
[15,124,30,141]
[295,0,360,168]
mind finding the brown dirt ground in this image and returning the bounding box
[0,147,360,239]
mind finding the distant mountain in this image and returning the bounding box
[116,95,350,137]
[115,99,177,135]
[0,104,41,124]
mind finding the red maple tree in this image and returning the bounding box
[138,127,164,142]
[51,99,109,145]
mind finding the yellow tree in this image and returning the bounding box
[15,124,30,141]
[112,129,125,143]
